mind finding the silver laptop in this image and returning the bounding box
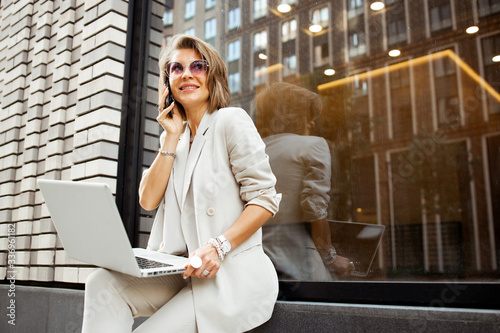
[329,220,385,277]
[38,179,187,277]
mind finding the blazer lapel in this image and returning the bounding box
[173,124,190,209]
[180,111,214,208]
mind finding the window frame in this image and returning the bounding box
[279,281,500,309]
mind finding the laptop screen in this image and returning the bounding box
[329,220,385,277]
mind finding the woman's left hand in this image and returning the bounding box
[183,244,220,279]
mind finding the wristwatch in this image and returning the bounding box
[216,235,232,256]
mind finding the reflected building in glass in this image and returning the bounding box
[163,0,500,281]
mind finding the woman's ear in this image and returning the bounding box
[307,119,316,130]
[304,120,315,136]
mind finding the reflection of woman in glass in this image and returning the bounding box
[256,82,353,281]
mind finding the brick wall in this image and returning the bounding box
[0,0,130,284]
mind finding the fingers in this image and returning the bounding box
[158,84,170,110]
[183,247,220,280]
[157,101,175,121]
[331,256,354,279]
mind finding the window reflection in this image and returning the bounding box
[429,0,452,33]
[155,0,500,283]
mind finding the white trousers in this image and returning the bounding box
[81,268,197,333]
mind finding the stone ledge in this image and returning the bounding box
[0,285,499,332]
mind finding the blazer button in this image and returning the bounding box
[206,207,215,216]
[160,242,165,249]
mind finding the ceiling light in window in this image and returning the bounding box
[258,53,268,60]
[277,3,291,13]
[388,49,401,57]
[466,26,479,34]
[493,55,500,63]
[309,24,322,33]
[370,1,385,11]
[324,68,335,76]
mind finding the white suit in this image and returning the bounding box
[82,107,281,333]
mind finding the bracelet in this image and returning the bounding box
[323,246,337,264]
[158,148,176,158]
[207,238,225,261]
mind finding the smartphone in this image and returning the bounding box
[164,77,186,119]
[165,78,175,107]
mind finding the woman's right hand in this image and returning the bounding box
[330,255,355,279]
[157,84,183,135]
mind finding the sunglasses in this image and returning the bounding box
[165,60,209,78]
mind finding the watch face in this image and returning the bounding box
[221,241,231,253]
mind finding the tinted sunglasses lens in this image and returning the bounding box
[190,60,207,75]
[167,62,183,76]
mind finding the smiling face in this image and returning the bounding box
[168,49,210,115]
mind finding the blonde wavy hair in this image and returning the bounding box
[158,34,231,114]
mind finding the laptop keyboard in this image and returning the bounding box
[136,256,173,269]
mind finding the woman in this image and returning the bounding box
[82,34,281,333]
[256,82,353,281]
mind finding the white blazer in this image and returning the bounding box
[146,107,281,333]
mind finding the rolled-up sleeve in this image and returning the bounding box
[300,138,331,221]
[223,108,281,215]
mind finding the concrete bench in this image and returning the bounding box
[1,285,499,332]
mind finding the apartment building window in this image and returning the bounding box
[254,30,267,51]
[283,54,297,77]
[282,18,297,42]
[386,1,407,46]
[205,18,217,45]
[162,9,173,27]
[184,27,195,36]
[282,19,297,77]
[478,0,500,17]
[253,29,267,86]
[312,6,329,28]
[253,65,267,86]
[350,156,377,223]
[228,7,241,30]
[185,0,196,20]
[347,0,364,18]
[350,75,370,143]
[227,38,241,93]
[348,0,363,9]
[313,44,328,68]
[429,0,452,33]
[390,65,412,138]
[228,40,241,61]
[254,0,267,20]
[206,0,216,10]
[433,48,459,128]
[229,72,240,93]
[348,32,367,57]
[348,10,366,58]
[481,34,500,114]
[390,140,470,276]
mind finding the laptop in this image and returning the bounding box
[329,220,385,277]
[38,179,187,277]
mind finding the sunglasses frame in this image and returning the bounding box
[165,59,209,78]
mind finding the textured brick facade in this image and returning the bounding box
[0,0,129,283]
